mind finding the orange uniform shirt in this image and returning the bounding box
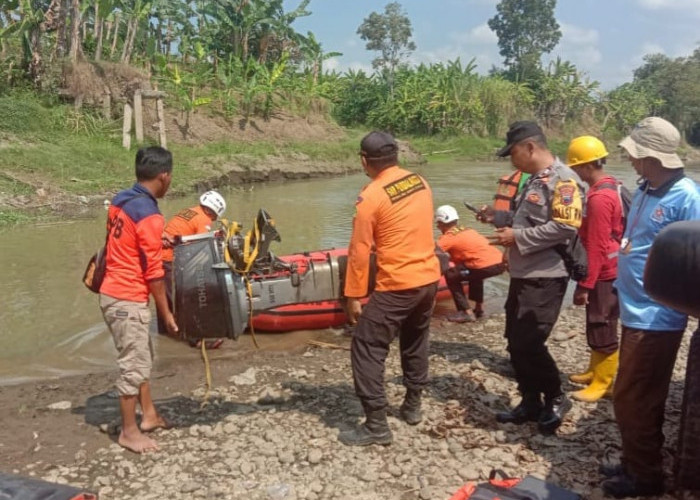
[162,205,213,262]
[437,227,504,270]
[100,184,165,303]
[345,166,441,297]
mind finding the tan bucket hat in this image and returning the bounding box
[619,117,683,169]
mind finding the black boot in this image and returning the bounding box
[399,389,422,425]
[601,471,664,498]
[496,393,543,424]
[537,393,572,435]
[599,462,624,478]
[338,409,393,446]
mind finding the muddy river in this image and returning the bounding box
[0,160,691,385]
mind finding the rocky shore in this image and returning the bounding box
[0,307,695,500]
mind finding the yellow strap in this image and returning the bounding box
[199,340,212,409]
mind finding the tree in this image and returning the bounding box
[356,2,415,92]
[631,50,700,139]
[487,0,561,82]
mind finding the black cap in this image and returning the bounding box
[497,121,544,157]
[360,131,398,159]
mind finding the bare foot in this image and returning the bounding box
[118,430,159,453]
[140,415,172,433]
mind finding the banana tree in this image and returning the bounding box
[0,0,46,83]
[119,0,151,63]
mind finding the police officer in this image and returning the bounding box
[340,131,441,446]
[479,121,585,434]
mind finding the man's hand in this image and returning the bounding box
[487,227,515,247]
[163,311,179,336]
[476,205,495,224]
[162,233,176,249]
[346,297,363,325]
[573,287,589,306]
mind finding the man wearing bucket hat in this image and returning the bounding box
[600,117,700,498]
[480,121,586,435]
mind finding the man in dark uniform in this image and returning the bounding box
[479,121,585,434]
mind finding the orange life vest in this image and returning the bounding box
[493,170,523,211]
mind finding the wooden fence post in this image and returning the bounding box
[122,103,132,149]
[156,97,167,148]
[102,89,111,119]
[133,90,144,143]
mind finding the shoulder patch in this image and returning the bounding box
[383,174,426,203]
[558,184,576,206]
[176,208,198,221]
[527,192,542,204]
[552,179,583,228]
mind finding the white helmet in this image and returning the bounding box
[199,190,226,218]
[435,205,459,224]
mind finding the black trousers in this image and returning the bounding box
[351,282,438,412]
[504,277,568,400]
[445,262,505,311]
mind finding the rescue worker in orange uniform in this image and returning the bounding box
[340,131,441,446]
[566,136,624,402]
[99,146,177,453]
[158,190,227,349]
[435,204,505,322]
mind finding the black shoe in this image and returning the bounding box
[599,462,624,478]
[537,394,572,435]
[339,409,393,446]
[601,472,664,498]
[399,389,422,425]
[496,393,543,424]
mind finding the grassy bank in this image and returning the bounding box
[0,93,367,226]
[0,92,580,228]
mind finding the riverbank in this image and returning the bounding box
[0,307,694,500]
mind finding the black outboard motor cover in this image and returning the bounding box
[644,220,700,317]
[174,233,248,340]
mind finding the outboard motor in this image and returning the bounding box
[226,209,284,274]
[644,220,700,491]
[174,232,248,341]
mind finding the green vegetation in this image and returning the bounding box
[488,0,561,83]
[0,0,697,142]
[0,0,698,227]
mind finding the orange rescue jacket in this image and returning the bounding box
[437,226,504,270]
[493,170,524,211]
[345,166,441,297]
[162,205,213,262]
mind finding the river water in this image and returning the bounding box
[0,160,694,385]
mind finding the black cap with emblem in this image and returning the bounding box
[497,121,545,157]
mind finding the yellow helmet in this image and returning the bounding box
[566,136,609,167]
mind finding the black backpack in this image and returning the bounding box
[595,181,632,240]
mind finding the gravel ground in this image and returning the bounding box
[4,307,697,500]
